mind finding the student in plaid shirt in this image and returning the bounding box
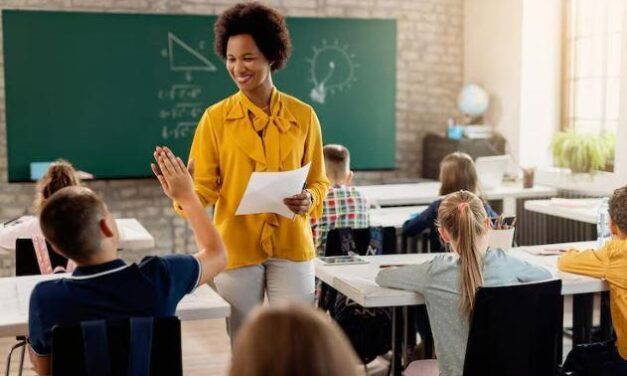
[311,144,370,255]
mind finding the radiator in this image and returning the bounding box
[514,190,599,246]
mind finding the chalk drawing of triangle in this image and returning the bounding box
[168,32,217,72]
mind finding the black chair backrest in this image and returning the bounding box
[15,238,68,276]
[463,279,562,376]
[52,317,182,376]
[325,226,397,256]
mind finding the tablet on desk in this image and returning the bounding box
[318,255,369,265]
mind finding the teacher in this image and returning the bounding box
[174,2,330,337]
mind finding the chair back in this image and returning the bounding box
[463,279,562,376]
[15,238,68,276]
[51,317,182,376]
[324,226,397,256]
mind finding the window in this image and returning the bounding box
[562,0,624,135]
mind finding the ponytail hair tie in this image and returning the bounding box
[458,202,469,212]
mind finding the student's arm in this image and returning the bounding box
[558,245,611,279]
[28,347,50,376]
[507,254,554,282]
[402,201,437,237]
[375,262,430,294]
[27,287,51,376]
[172,110,221,216]
[153,147,227,285]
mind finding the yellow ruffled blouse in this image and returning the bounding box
[176,88,330,269]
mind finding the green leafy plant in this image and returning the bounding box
[551,129,615,173]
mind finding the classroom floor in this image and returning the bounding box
[0,295,596,375]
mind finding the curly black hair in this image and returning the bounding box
[609,186,627,233]
[214,2,292,71]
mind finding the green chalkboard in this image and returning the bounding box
[3,10,396,181]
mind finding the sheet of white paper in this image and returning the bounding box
[235,163,311,219]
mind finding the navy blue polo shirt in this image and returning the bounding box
[28,255,201,355]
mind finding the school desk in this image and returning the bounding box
[315,241,605,376]
[357,181,557,216]
[0,273,230,338]
[524,198,600,224]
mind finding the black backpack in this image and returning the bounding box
[319,227,393,363]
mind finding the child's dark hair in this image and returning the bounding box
[34,160,82,213]
[609,185,627,233]
[40,186,107,263]
[214,2,292,71]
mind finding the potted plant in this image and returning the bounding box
[550,129,615,173]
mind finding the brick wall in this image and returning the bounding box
[0,0,463,276]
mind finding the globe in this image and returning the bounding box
[458,84,490,117]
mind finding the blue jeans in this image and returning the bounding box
[562,340,627,376]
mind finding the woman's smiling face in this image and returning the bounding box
[226,34,272,94]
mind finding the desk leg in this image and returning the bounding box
[599,291,613,341]
[391,307,403,376]
[572,293,593,345]
[558,296,564,364]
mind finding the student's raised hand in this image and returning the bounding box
[283,190,313,215]
[151,146,195,203]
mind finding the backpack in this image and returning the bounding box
[319,227,393,363]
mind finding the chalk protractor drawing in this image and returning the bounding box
[162,32,216,81]
[307,40,358,104]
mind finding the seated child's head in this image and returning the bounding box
[324,144,353,186]
[39,186,118,265]
[609,185,627,239]
[438,152,481,196]
[35,159,82,213]
[230,303,362,376]
[437,190,489,314]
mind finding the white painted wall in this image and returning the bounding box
[464,0,523,164]
[518,0,562,168]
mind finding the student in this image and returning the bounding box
[27,148,227,376]
[229,303,364,376]
[559,185,627,375]
[310,144,369,255]
[376,190,551,376]
[403,152,497,252]
[0,160,82,252]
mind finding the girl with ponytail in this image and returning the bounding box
[377,190,551,376]
[0,160,82,252]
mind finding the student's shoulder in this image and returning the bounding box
[138,254,198,277]
[30,278,72,305]
[604,239,627,258]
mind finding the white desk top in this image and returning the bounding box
[369,206,428,228]
[315,241,605,308]
[0,216,154,252]
[524,198,600,225]
[357,181,557,207]
[0,274,230,337]
[116,218,155,250]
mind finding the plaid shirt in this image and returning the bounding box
[311,185,370,255]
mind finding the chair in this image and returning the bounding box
[324,226,398,256]
[15,238,68,276]
[463,279,562,376]
[52,317,182,376]
[403,279,562,376]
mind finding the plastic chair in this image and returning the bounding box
[463,279,562,376]
[15,238,68,276]
[403,279,562,376]
[52,317,182,376]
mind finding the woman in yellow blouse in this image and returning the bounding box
[173,2,330,337]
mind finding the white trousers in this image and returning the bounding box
[214,258,315,340]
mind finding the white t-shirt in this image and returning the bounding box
[0,215,43,251]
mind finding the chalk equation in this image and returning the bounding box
[162,122,197,140]
[157,84,202,100]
